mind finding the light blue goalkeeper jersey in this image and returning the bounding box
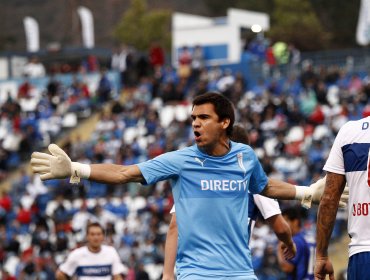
[137,141,268,280]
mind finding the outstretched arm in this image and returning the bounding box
[260,178,297,201]
[261,176,349,209]
[31,144,144,184]
[89,164,144,184]
[163,214,178,280]
[314,171,346,280]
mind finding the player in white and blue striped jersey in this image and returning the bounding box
[56,222,126,280]
[316,116,370,280]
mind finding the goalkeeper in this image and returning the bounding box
[31,92,348,280]
[161,125,348,280]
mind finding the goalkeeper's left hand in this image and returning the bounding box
[297,176,349,209]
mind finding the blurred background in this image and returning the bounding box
[0,0,366,279]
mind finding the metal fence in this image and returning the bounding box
[244,47,370,88]
[301,47,370,73]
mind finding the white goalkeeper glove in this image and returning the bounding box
[295,176,349,209]
[30,143,90,184]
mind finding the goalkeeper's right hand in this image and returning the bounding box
[295,176,349,209]
[31,144,90,183]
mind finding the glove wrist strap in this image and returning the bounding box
[70,162,91,184]
[295,185,312,209]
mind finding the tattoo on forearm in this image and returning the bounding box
[316,173,345,256]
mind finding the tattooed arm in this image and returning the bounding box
[314,171,346,280]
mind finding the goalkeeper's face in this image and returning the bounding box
[191,103,229,151]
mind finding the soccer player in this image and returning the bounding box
[163,194,296,280]
[32,92,331,280]
[315,116,370,280]
[278,207,315,280]
[55,222,126,280]
[162,125,296,280]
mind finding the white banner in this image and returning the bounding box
[77,6,95,48]
[357,0,370,45]
[0,58,8,80]
[23,16,40,52]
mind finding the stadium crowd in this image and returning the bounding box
[0,42,368,279]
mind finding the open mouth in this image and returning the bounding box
[194,131,201,141]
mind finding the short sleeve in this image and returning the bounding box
[136,151,183,185]
[248,154,268,194]
[111,247,127,275]
[323,123,348,175]
[253,194,281,219]
[59,250,78,277]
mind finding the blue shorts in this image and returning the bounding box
[348,252,370,280]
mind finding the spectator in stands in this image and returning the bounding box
[46,76,61,101]
[106,196,129,219]
[273,41,289,66]
[348,73,363,96]
[19,124,43,160]
[288,43,301,76]
[216,68,235,100]
[257,244,284,280]
[149,41,165,72]
[300,60,318,90]
[136,53,151,82]
[54,229,69,255]
[4,233,20,256]
[136,262,150,280]
[111,44,130,87]
[48,194,71,224]
[92,203,116,228]
[191,45,205,82]
[16,203,32,233]
[96,68,113,104]
[71,200,96,234]
[1,269,16,280]
[177,46,192,80]
[159,81,176,104]
[17,77,33,99]
[87,54,99,72]
[265,41,276,78]
[0,191,12,213]
[23,56,46,78]
[36,231,54,257]
[65,78,91,116]
[248,35,267,61]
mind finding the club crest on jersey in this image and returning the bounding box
[237,152,247,175]
[194,157,206,167]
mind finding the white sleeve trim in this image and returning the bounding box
[323,165,346,175]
